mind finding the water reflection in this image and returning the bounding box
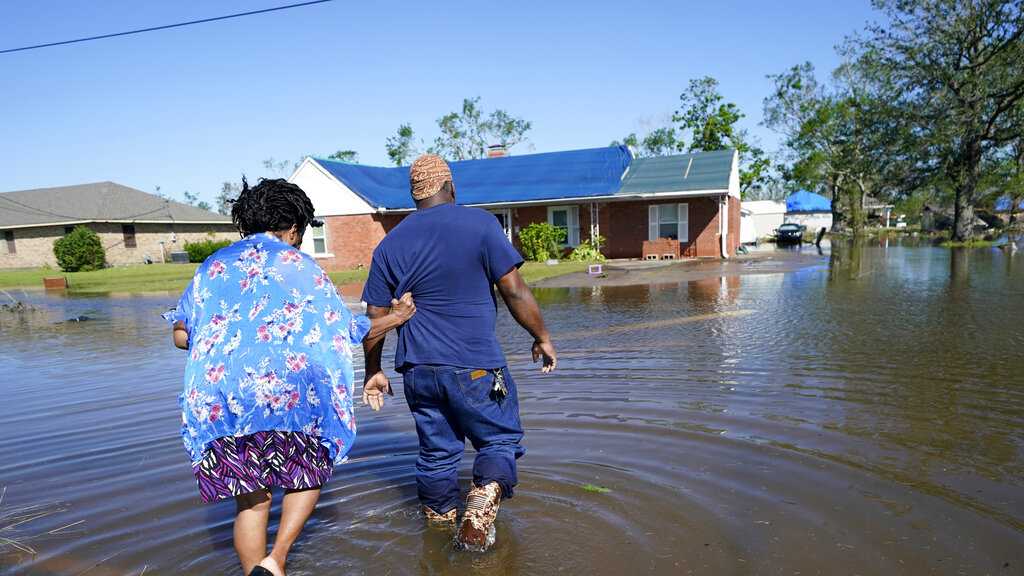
[1,242,1023,575]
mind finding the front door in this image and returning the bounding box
[490,208,513,241]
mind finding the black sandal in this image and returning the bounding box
[248,567,274,576]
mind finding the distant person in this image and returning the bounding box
[360,154,557,551]
[164,178,415,576]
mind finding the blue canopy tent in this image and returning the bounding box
[786,190,832,213]
[994,196,1024,212]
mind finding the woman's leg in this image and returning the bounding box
[264,487,321,573]
[234,490,272,574]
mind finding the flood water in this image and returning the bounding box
[1,241,1022,575]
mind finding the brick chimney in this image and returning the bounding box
[487,144,508,158]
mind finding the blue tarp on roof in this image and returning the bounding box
[786,190,831,213]
[315,146,632,210]
[995,196,1024,212]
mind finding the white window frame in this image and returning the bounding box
[309,220,330,256]
[547,205,580,247]
[648,203,689,242]
[489,208,513,241]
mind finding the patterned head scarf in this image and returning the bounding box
[409,154,452,201]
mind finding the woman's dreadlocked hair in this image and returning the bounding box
[230,177,321,237]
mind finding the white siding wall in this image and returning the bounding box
[289,159,373,217]
[727,150,741,199]
[785,212,834,231]
[289,158,375,258]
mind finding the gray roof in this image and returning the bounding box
[618,149,735,195]
[0,181,231,229]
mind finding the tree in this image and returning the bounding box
[612,77,770,194]
[764,58,909,235]
[262,157,292,177]
[386,97,532,164]
[385,123,419,166]
[675,77,771,195]
[215,181,240,216]
[611,127,681,158]
[854,0,1024,241]
[53,226,106,272]
[326,150,359,163]
[182,190,213,212]
[1010,138,1024,225]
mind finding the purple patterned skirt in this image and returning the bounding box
[193,430,333,503]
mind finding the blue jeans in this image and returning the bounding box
[402,365,525,514]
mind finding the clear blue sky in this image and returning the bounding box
[0,0,878,205]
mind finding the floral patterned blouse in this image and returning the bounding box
[164,232,370,465]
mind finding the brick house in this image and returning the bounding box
[0,181,236,269]
[289,146,740,270]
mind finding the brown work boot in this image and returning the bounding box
[423,505,457,529]
[456,482,502,551]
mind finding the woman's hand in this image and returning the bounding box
[389,292,416,324]
[363,293,416,341]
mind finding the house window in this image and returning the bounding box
[547,206,580,246]
[64,226,75,235]
[3,230,14,254]
[122,224,137,248]
[490,208,513,241]
[648,203,689,242]
[310,221,327,254]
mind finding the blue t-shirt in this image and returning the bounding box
[361,203,524,371]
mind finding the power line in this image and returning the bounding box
[0,0,334,55]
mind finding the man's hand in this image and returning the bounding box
[363,371,393,411]
[390,292,416,324]
[172,320,189,350]
[532,338,557,373]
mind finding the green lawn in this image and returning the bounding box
[0,263,200,293]
[0,260,595,294]
[327,269,369,285]
[519,260,594,283]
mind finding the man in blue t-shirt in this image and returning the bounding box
[361,153,557,550]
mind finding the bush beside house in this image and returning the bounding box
[53,226,107,272]
[518,223,565,262]
[184,238,232,263]
[568,235,606,262]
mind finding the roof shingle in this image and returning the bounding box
[0,181,231,229]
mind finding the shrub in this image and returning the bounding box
[53,226,106,272]
[184,238,232,263]
[518,223,565,262]
[568,235,606,262]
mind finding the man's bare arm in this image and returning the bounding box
[363,304,391,378]
[362,300,410,411]
[495,267,557,372]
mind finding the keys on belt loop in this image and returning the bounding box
[492,368,508,399]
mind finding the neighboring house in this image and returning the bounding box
[863,195,896,227]
[784,190,833,232]
[741,200,786,241]
[289,146,741,270]
[0,181,236,269]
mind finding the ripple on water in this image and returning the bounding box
[2,245,1023,574]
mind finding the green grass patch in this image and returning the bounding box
[519,261,594,284]
[0,259,592,294]
[0,264,199,294]
[0,268,53,290]
[328,269,370,286]
[940,239,998,248]
[581,483,612,494]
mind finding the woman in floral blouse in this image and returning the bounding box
[165,178,414,576]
